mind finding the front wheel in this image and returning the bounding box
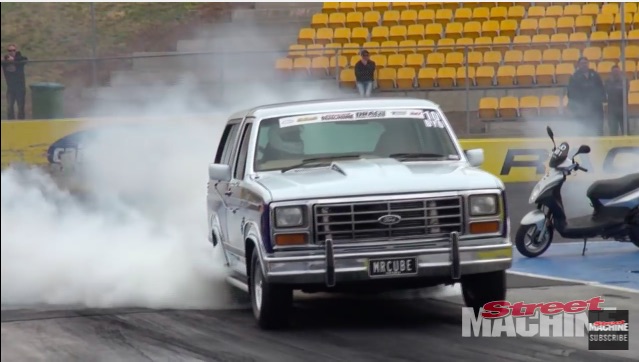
[515,222,554,258]
[250,250,293,330]
[461,270,507,316]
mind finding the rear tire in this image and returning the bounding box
[461,270,507,316]
[515,223,554,258]
[250,250,293,330]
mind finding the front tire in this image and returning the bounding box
[250,250,293,330]
[515,222,554,258]
[461,270,507,316]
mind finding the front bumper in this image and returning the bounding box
[263,232,513,286]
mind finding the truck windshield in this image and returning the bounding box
[253,109,460,172]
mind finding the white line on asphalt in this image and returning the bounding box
[507,270,639,295]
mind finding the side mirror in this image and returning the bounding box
[209,163,231,181]
[546,126,556,149]
[465,149,484,167]
[574,145,591,156]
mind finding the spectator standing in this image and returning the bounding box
[567,57,606,136]
[354,50,375,97]
[604,65,629,136]
[2,44,28,119]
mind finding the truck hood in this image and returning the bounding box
[254,158,503,201]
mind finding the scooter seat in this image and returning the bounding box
[587,173,639,200]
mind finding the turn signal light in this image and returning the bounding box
[274,233,307,246]
[469,221,500,234]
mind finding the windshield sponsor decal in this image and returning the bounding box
[424,110,445,128]
[279,109,428,128]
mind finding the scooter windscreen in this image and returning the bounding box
[548,142,569,168]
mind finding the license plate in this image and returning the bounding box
[368,257,418,277]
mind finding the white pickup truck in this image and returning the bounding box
[206,98,512,329]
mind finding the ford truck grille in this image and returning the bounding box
[313,196,463,243]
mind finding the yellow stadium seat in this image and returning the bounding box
[363,11,381,27]
[631,30,639,41]
[406,53,424,69]
[372,2,389,12]
[339,68,356,88]
[479,97,498,119]
[596,14,615,32]
[329,12,346,28]
[476,65,495,86]
[629,93,639,116]
[490,7,508,22]
[417,9,435,24]
[519,19,539,36]
[382,10,400,26]
[531,34,550,50]
[456,37,473,51]
[380,40,398,54]
[583,46,602,61]
[625,3,638,13]
[445,22,463,39]
[569,32,588,50]
[407,24,425,40]
[492,36,512,54]
[306,44,324,57]
[389,25,407,41]
[627,45,639,60]
[339,2,357,13]
[602,46,621,61]
[400,9,418,25]
[497,65,516,85]
[356,2,373,12]
[392,2,410,10]
[575,15,593,34]
[396,67,416,88]
[418,67,437,88]
[481,20,500,38]
[545,5,563,18]
[527,6,545,19]
[437,67,456,87]
[608,31,624,42]
[409,2,426,10]
[342,42,361,55]
[555,63,575,84]
[483,51,502,67]
[435,9,453,24]
[622,60,637,79]
[387,53,406,68]
[550,33,569,48]
[542,49,561,64]
[445,52,464,67]
[426,52,445,69]
[467,51,483,67]
[416,39,435,54]
[613,13,632,29]
[310,56,330,77]
[598,61,616,80]
[499,96,519,118]
[512,35,532,51]
[425,23,444,40]
[540,95,561,116]
[538,18,556,35]
[507,6,526,21]
[298,28,315,45]
[371,26,389,42]
[323,2,339,14]
[293,57,311,76]
[519,96,539,117]
[556,16,575,34]
[398,39,416,54]
[333,27,351,44]
[370,54,387,67]
[346,12,364,28]
[288,44,306,58]
[516,64,535,85]
[631,80,639,93]
[437,38,455,53]
[316,28,333,44]
[590,31,609,46]
[463,21,481,39]
[561,48,580,63]
[312,13,329,28]
[535,64,554,85]
[275,58,293,74]
[522,49,542,65]
[563,4,581,17]
[329,55,348,75]
[634,13,639,28]
[582,4,600,17]
[377,67,396,89]
[363,41,379,54]
[472,7,490,22]
[454,8,472,22]
[500,20,518,38]
[473,36,492,52]
[351,25,369,42]
[456,66,476,87]
[324,43,341,56]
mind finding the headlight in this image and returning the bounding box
[274,206,305,227]
[469,195,498,216]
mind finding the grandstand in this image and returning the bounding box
[275,2,639,126]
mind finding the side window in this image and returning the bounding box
[215,123,240,165]
[233,123,253,180]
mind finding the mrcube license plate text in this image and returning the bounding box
[368,257,418,277]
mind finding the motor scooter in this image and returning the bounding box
[515,126,639,258]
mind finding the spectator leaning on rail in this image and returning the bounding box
[567,56,606,136]
[2,44,28,120]
[354,49,375,97]
[604,64,629,136]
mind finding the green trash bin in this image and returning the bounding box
[29,82,65,119]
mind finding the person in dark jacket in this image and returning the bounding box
[354,50,375,97]
[2,44,28,119]
[604,65,629,136]
[567,57,606,136]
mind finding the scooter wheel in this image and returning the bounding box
[515,223,554,258]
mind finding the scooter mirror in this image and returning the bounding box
[546,126,554,140]
[576,145,591,155]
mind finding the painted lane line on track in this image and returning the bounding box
[507,271,639,295]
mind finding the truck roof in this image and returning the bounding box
[227,97,441,121]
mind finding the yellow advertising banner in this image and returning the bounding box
[2,118,638,183]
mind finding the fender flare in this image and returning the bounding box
[520,209,546,230]
[243,221,268,278]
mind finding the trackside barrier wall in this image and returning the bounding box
[1,119,638,183]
